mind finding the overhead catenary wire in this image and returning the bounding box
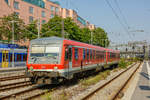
[68,0,79,12]
[105,0,133,41]
[114,0,130,29]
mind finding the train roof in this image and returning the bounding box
[105,48,120,53]
[30,36,119,52]
[30,36,64,44]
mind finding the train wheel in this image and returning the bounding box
[30,77,37,84]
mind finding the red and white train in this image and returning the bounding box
[26,37,120,84]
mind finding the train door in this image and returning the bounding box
[2,50,9,68]
[104,51,106,63]
[68,47,72,70]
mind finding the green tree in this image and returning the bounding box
[25,20,38,40]
[80,28,91,43]
[93,27,109,47]
[64,17,81,41]
[41,16,82,41]
[0,13,26,42]
[41,16,62,37]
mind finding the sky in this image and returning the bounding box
[57,0,150,45]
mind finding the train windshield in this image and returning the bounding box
[29,45,60,64]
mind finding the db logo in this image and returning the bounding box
[42,66,46,69]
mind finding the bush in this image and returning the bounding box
[80,70,110,86]
[118,58,127,68]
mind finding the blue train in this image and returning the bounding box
[0,43,27,68]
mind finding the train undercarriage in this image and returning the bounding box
[25,63,118,84]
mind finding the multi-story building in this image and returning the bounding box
[0,0,61,24]
[61,8,95,29]
[0,0,95,29]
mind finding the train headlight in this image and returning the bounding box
[54,66,58,71]
[30,66,33,72]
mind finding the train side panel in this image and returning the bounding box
[26,37,120,84]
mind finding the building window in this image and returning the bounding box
[29,16,33,23]
[5,0,9,5]
[50,14,54,18]
[51,6,55,12]
[42,20,46,24]
[29,6,33,14]
[66,11,69,17]
[14,12,19,17]
[14,1,19,9]
[42,11,45,17]
[55,7,59,12]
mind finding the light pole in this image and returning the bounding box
[37,18,40,38]
[61,20,64,38]
[91,31,93,44]
[10,20,16,67]
[101,39,108,48]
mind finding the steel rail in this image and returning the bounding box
[0,75,26,81]
[112,62,142,100]
[0,67,26,73]
[81,62,139,100]
[0,84,41,100]
[0,81,31,92]
[23,87,57,100]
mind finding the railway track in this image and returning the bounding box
[0,81,31,92]
[0,63,141,100]
[79,62,141,100]
[0,75,26,82]
[24,63,140,100]
[0,84,57,100]
[112,62,142,100]
[0,67,26,73]
[0,84,39,100]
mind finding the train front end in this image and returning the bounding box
[26,37,65,84]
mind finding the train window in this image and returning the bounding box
[87,49,89,60]
[101,51,104,59]
[0,53,2,63]
[6,53,8,62]
[90,49,92,59]
[95,51,96,59]
[104,51,106,58]
[96,51,98,59]
[31,46,45,53]
[92,50,95,59]
[23,54,27,61]
[83,49,86,59]
[17,54,22,61]
[65,47,69,60]
[74,48,78,60]
[96,51,100,59]
[2,53,5,62]
[10,54,12,62]
[103,51,105,59]
[99,51,101,59]
[68,47,72,61]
